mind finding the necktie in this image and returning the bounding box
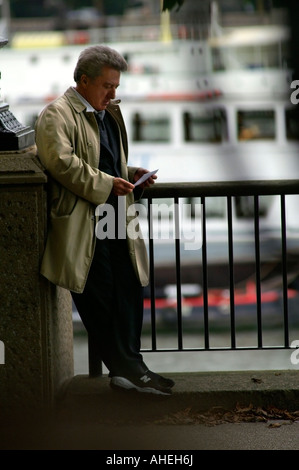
[95,111,110,150]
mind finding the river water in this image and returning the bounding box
[73,329,299,375]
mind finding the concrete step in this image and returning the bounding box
[57,370,299,424]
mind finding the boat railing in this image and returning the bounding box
[87,179,299,377]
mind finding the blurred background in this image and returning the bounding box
[2,0,299,374]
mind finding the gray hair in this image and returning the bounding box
[73,45,128,83]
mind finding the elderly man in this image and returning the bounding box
[35,44,174,395]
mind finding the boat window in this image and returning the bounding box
[235,196,273,218]
[211,48,225,72]
[237,110,275,141]
[205,197,226,218]
[132,112,170,142]
[138,198,175,221]
[212,44,288,71]
[62,54,72,63]
[140,197,226,221]
[190,197,226,218]
[29,55,39,65]
[285,107,299,141]
[183,108,228,143]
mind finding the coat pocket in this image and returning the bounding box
[51,186,78,218]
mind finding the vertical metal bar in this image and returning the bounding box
[174,197,183,350]
[227,196,236,349]
[148,197,157,351]
[88,334,103,377]
[201,196,209,349]
[280,194,289,347]
[254,195,263,348]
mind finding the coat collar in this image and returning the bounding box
[64,86,91,114]
[71,86,95,112]
[65,87,114,119]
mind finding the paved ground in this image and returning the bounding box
[3,418,298,451]
[1,370,298,451]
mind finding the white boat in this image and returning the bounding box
[2,26,299,290]
[2,26,296,180]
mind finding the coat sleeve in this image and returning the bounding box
[35,103,114,206]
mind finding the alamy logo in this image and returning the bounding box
[290,340,299,365]
[290,80,299,104]
[95,197,203,251]
[0,340,4,365]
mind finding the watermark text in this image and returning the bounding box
[95,198,203,251]
[290,339,299,365]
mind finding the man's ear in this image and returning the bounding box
[81,75,88,86]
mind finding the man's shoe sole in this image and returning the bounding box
[110,376,172,396]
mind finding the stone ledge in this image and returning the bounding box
[56,370,299,424]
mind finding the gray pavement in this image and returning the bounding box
[1,370,298,450]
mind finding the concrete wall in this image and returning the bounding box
[0,146,74,415]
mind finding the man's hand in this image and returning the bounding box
[133,168,158,188]
[112,177,135,196]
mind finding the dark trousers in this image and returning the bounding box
[71,237,147,377]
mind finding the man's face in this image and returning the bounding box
[78,65,120,111]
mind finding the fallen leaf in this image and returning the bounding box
[154,405,299,426]
[251,377,263,383]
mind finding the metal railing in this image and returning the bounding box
[88,180,299,377]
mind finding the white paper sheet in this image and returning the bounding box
[133,169,159,187]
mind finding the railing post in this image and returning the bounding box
[280,194,290,347]
[227,196,236,349]
[254,195,263,348]
[88,334,103,377]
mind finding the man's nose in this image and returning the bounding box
[108,88,116,98]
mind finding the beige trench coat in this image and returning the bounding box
[35,87,149,293]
